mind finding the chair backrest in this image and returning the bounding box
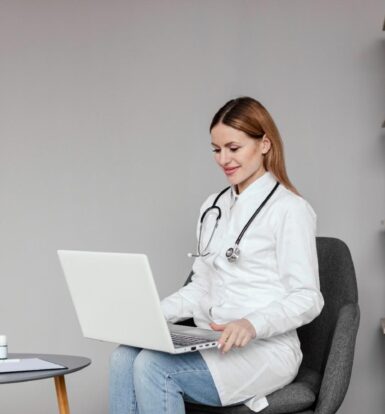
[298,237,358,374]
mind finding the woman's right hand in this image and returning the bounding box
[210,319,256,354]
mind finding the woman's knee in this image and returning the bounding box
[133,350,171,385]
[110,345,141,371]
[133,349,157,376]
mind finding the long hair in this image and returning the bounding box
[210,97,299,195]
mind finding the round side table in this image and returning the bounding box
[0,353,91,414]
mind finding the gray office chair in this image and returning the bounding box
[182,237,360,414]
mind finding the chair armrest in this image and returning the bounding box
[314,303,360,414]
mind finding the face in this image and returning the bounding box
[211,123,271,194]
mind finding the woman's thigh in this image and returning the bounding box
[133,349,222,407]
[109,345,143,414]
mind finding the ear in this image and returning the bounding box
[261,134,271,155]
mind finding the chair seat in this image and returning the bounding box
[261,366,321,414]
[185,365,321,414]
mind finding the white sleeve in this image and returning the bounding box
[160,194,216,323]
[244,197,324,339]
[160,259,210,323]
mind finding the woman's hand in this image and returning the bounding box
[210,319,256,354]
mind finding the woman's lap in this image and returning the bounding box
[134,347,221,405]
[110,345,222,413]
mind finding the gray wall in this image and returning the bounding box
[0,1,384,413]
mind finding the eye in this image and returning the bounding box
[212,148,220,153]
[229,147,239,152]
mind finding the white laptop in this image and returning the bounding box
[57,250,220,354]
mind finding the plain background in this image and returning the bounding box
[0,0,384,413]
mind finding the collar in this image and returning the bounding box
[230,171,277,204]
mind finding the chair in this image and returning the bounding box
[183,237,360,414]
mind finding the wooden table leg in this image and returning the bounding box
[54,375,70,414]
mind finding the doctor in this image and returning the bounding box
[109,97,324,414]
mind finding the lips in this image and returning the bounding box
[224,166,240,176]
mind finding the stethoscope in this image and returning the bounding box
[188,181,280,263]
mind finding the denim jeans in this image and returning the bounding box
[109,345,222,414]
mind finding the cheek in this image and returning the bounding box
[243,155,262,172]
[250,150,264,165]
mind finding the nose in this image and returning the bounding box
[218,149,231,166]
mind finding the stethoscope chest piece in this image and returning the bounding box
[225,246,240,263]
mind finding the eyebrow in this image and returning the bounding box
[211,141,241,148]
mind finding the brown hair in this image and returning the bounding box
[210,97,299,195]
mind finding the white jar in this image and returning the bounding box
[0,335,8,359]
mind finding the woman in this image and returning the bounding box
[109,97,324,413]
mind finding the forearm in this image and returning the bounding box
[161,290,195,323]
[245,287,324,339]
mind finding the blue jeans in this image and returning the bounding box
[109,345,222,414]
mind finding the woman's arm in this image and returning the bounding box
[244,196,324,339]
[161,194,216,323]
[161,258,210,323]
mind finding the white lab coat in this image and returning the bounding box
[161,171,324,412]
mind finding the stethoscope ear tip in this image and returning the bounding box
[188,252,201,258]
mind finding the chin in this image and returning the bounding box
[226,177,239,186]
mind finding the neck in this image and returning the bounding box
[237,168,267,194]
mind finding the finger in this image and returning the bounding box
[218,325,233,349]
[218,329,231,349]
[222,331,238,353]
[210,322,227,331]
[240,335,251,347]
[237,330,250,347]
[235,334,246,347]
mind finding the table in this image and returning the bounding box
[0,353,91,414]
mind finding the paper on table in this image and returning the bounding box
[0,358,67,374]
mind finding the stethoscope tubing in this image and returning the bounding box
[199,187,230,224]
[234,181,279,246]
[191,181,280,262]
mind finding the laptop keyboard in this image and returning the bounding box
[170,332,215,347]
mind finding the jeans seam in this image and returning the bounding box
[166,368,210,376]
[164,371,169,414]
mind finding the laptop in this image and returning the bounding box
[57,250,220,353]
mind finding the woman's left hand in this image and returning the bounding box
[210,319,257,354]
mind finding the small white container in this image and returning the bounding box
[0,335,8,359]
